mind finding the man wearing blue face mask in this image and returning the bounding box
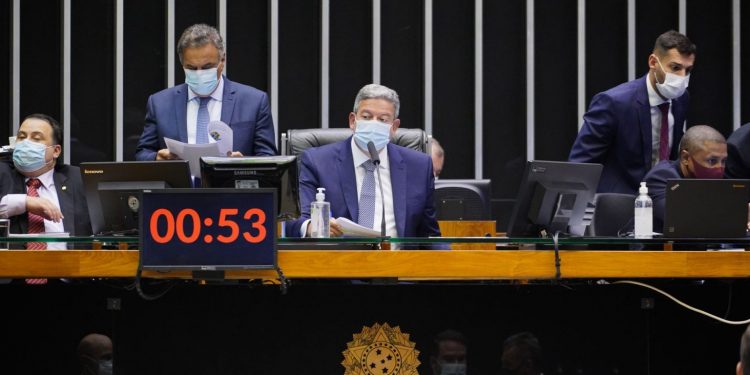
[0,114,92,254]
[285,84,442,244]
[135,23,277,161]
[570,30,696,195]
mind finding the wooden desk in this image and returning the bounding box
[1,249,750,279]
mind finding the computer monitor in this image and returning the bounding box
[434,179,492,220]
[507,161,602,237]
[81,161,192,235]
[199,156,301,220]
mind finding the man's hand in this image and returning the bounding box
[156,148,179,160]
[229,151,243,157]
[26,196,63,222]
[306,217,344,237]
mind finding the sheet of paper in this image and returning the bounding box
[208,121,233,156]
[9,232,69,238]
[335,217,381,237]
[164,137,222,176]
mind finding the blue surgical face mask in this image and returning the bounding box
[439,362,467,375]
[97,359,113,375]
[185,67,219,96]
[354,119,391,151]
[13,140,53,174]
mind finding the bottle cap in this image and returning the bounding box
[316,187,326,202]
[639,182,648,195]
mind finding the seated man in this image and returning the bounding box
[285,83,442,243]
[643,125,726,232]
[135,23,277,161]
[737,324,750,375]
[430,137,444,179]
[0,114,92,253]
[430,329,468,375]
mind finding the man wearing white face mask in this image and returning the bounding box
[570,30,695,195]
[285,84,442,245]
[0,114,92,255]
[135,23,277,161]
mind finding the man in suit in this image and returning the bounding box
[286,84,442,243]
[737,324,750,375]
[135,23,276,161]
[0,114,92,249]
[643,125,726,232]
[725,123,750,179]
[569,30,696,195]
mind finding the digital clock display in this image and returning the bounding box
[140,189,277,270]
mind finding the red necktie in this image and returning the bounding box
[25,178,47,285]
[658,103,670,161]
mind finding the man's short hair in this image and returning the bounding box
[653,30,696,56]
[431,138,444,158]
[433,329,467,349]
[353,84,400,119]
[740,325,750,375]
[22,113,63,168]
[502,332,542,372]
[678,125,726,154]
[177,23,225,65]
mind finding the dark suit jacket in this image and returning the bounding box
[0,163,92,237]
[569,75,689,195]
[725,122,750,179]
[643,160,683,233]
[135,77,277,161]
[285,138,442,242]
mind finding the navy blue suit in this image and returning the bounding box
[725,122,750,179]
[643,160,683,232]
[569,75,689,195]
[135,78,277,161]
[286,137,442,241]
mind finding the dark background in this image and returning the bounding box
[0,280,748,374]
[1,0,746,229]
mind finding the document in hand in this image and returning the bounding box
[164,137,221,176]
[335,217,381,237]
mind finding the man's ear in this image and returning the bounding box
[736,361,743,375]
[680,149,690,165]
[348,112,357,130]
[52,144,62,159]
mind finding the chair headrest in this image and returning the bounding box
[286,128,427,155]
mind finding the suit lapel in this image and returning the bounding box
[53,170,74,234]
[13,172,29,234]
[635,76,653,168]
[388,144,407,237]
[338,139,359,220]
[670,97,685,157]
[220,78,236,125]
[175,85,189,142]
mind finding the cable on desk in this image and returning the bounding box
[611,280,750,325]
[552,231,562,281]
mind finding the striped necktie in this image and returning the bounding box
[25,178,47,285]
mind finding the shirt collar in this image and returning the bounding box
[646,72,670,107]
[25,168,55,189]
[351,138,389,169]
[187,75,225,103]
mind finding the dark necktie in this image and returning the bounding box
[25,178,47,285]
[658,102,670,161]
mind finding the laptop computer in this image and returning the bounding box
[663,179,749,238]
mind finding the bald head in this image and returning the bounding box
[679,125,726,154]
[431,138,444,178]
[78,333,113,359]
[739,325,750,375]
[678,125,727,179]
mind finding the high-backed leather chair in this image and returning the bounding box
[281,128,429,156]
[588,193,636,236]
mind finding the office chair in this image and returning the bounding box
[281,128,428,156]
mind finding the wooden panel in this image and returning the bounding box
[3,250,750,279]
[438,220,496,250]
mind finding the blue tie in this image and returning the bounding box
[358,160,377,229]
[196,97,211,144]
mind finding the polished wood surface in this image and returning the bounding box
[437,221,496,250]
[2,249,750,279]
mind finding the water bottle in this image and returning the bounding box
[310,187,330,238]
[634,182,653,238]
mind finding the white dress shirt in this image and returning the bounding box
[186,76,224,144]
[646,76,675,166]
[0,168,66,249]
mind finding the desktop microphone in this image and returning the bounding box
[367,141,387,238]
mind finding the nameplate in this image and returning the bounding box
[140,189,277,270]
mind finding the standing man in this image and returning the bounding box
[0,114,92,250]
[285,83,442,242]
[569,30,695,194]
[135,23,277,161]
[431,138,445,179]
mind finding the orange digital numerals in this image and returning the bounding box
[149,208,267,244]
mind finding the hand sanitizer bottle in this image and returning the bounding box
[634,182,653,239]
[310,187,330,238]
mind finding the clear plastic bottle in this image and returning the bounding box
[634,182,653,239]
[310,187,330,238]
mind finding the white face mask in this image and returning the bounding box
[653,56,690,100]
[439,362,467,375]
